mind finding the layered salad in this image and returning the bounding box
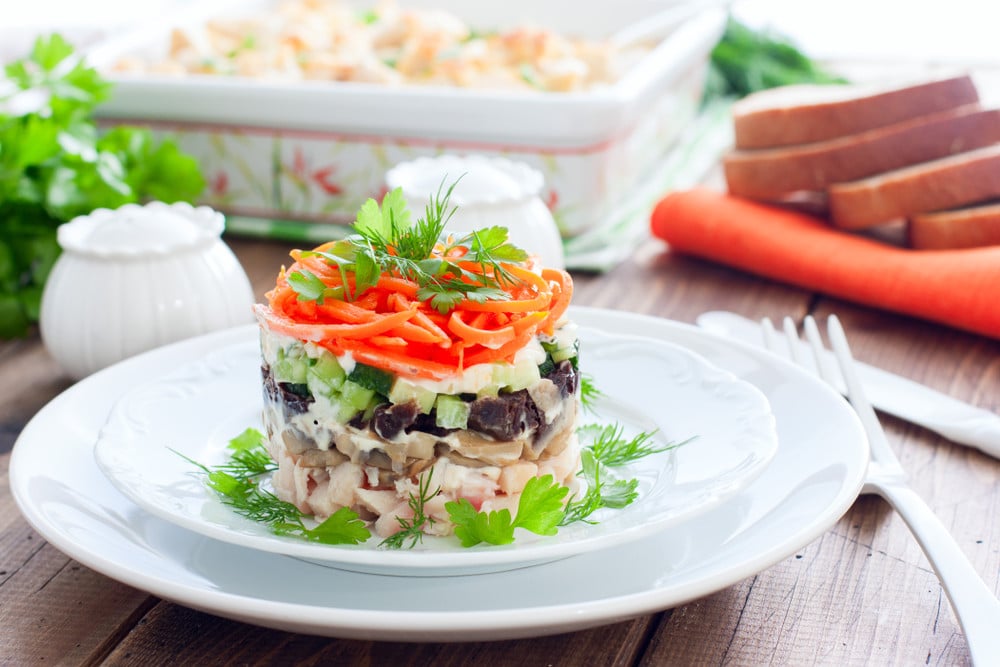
[254,186,579,538]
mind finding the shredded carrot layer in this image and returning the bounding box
[258,249,572,380]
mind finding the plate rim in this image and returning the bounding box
[9,306,868,640]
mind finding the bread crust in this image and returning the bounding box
[732,75,979,150]
[724,105,1000,198]
[909,202,1000,249]
[828,144,1000,229]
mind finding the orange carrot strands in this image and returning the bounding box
[255,304,417,342]
[462,327,536,366]
[331,339,459,380]
[538,268,573,333]
[447,311,516,348]
[261,226,575,379]
[315,300,379,324]
[410,310,452,346]
[370,336,408,347]
[458,265,551,313]
[376,275,420,298]
[469,311,491,329]
[510,310,547,335]
[387,322,446,345]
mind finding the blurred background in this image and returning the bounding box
[4,0,999,67]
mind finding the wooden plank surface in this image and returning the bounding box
[2,232,998,666]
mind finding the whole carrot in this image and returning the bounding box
[650,188,1000,340]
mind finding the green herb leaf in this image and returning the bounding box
[446,475,568,546]
[379,470,440,549]
[182,428,371,546]
[581,423,686,467]
[704,17,847,101]
[0,34,204,338]
[296,181,529,314]
[579,373,602,414]
[288,269,333,303]
[301,506,372,544]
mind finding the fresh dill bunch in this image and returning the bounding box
[379,470,441,550]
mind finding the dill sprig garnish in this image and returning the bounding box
[579,373,603,415]
[180,428,371,546]
[579,423,690,468]
[287,181,530,314]
[560,450,640,526]
[379,470,441,550]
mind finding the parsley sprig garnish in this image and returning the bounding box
[445,475,569,547]
[287,183,529,314]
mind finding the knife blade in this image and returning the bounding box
[696,310,1000,459]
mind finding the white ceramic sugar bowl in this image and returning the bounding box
[40,201,255,379]
[386,155,565,269]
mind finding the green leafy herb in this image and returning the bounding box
[0,34,205,338]
[446,475,569,547]
[287,182,529,314]
[579,373,602,414]
[183,428,371,545]
[703,17,847,102]
[580,423,688,467]
[560,449,639,525]
[379,470,441,550]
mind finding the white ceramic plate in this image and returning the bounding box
[93,326,778,576]
[9,307,868,641]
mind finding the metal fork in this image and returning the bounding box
[763,314,1000,666]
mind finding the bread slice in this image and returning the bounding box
[909,201,1000,249]
[828,143,1000,230]
[732,75,979,150]
[724,104,1000,199]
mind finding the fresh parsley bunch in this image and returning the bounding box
[0,34,205,338]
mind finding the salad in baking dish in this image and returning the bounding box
[192,184,677,549]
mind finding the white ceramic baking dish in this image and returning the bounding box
[87,1,726,239]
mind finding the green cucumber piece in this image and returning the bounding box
[341,380,376,410]
[542,339,578,364]
[347,362,393,396]
[306,353,346,398]
[273,348,310,384]
[435,394,470,429]
[389,379,437,413]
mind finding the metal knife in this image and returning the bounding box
[696,310,1000,460]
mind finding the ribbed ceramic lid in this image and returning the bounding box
[57,202,225,258]
[385,155,544,206]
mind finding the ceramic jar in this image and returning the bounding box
[385,155,566,269]
[40,201,255,379]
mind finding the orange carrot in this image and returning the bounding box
[448,311,516,348]
[260,238,576,378]
[650,188,1000,340]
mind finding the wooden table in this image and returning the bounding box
[2,224,999,665]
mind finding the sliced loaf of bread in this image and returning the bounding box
[828,143,1000,230]
[909,202,1000,249]
[732,74,979,149]
[725,104,1000,198]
